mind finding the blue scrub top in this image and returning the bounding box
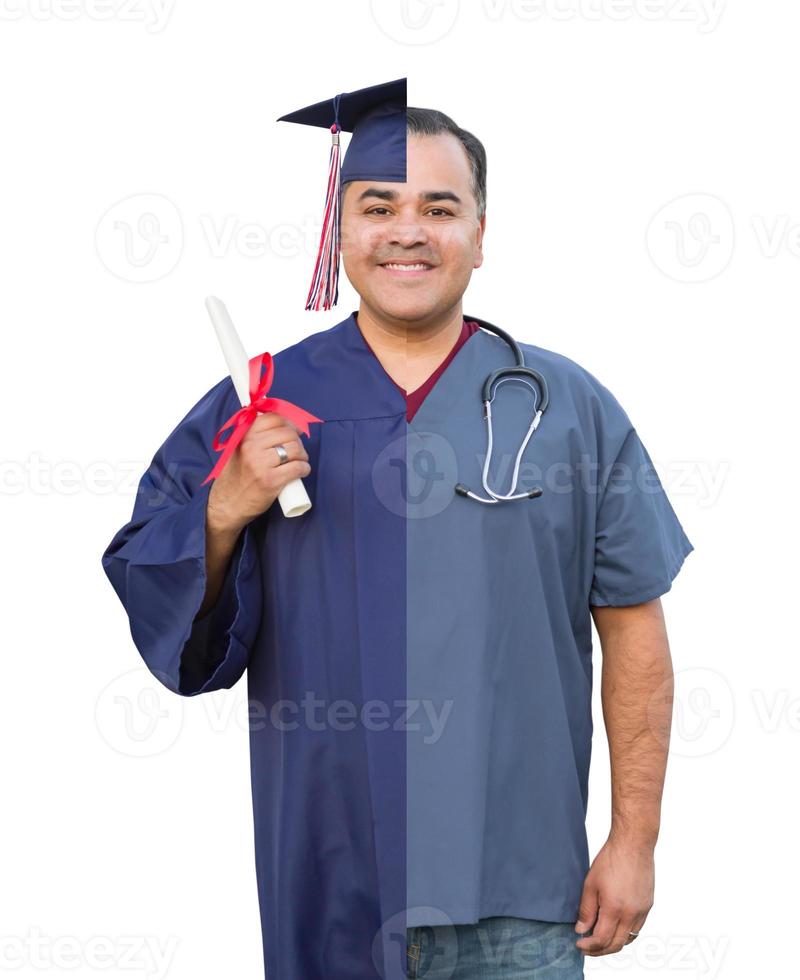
[405,322,693,927]
[101,312,693,979]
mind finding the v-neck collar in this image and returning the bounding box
[408,317,516,428]
[349,311,483,421]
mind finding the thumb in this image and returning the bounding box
[574,882,599,934]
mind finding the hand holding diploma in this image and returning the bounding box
[202,297,323,520]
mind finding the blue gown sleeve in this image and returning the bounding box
[100,378,263,696]
[589,423,694,608]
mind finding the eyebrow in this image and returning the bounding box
[355,188,463,206]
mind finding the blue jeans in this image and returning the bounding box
[405,917,584,979]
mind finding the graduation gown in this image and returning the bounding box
[101,311,693,979]
[102,312,408,979]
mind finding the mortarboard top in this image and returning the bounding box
[277,77,408,311]
[277,76,407,184]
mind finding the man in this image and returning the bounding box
[101,78,693,980]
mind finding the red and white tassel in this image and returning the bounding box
[305,123,342,311]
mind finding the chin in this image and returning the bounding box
[363,286,439,321]
[379,298,438,322]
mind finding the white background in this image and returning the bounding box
[1,1,795,977]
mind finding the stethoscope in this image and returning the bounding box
[454,320,549,504]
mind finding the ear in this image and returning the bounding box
[474,212,486,269]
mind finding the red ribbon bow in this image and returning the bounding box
[202,351,324,485]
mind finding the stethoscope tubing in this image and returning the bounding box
[454,320,547,504]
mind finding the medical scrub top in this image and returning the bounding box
[101,311,694,980]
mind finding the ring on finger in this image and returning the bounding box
[274,443,289,465]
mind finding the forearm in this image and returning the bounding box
[195,503,244,621]
[593,599,673,849]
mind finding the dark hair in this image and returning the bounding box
[406,107,487,220]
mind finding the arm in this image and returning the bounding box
[597,597,672,847]
[102,377,312,696]
[194,506,244,622]
[101,378,258,696]
[574,597,672,956]
[100,376,264,697]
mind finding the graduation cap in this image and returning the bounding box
[277,77,407,311]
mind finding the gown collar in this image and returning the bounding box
[346,311,499,426]
[272,310,509,424]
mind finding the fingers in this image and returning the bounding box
[273,458,312,481]
[623,912,648,946]
[604,908,642,955]
[574,885,599,937]
[250,412,301,436]
[575,902,621,956]
[577,904,648,956]
[248,423,305,450]
[243,424,309,466]
[265,442,308,468]
[209,412,311,526]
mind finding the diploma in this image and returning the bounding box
[204,296,313,518]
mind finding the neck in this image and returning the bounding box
[354,301,466,393]
[356,301,463,352]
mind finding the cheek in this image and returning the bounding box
[341,221,384,261]
[435,225,476,264]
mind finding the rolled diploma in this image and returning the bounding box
[204,296,312,518]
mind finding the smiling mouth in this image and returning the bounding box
[379,262,435,272]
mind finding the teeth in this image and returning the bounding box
[383,263,429,271]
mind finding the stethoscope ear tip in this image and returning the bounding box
[527,487,543,499]
[454,484,469,497]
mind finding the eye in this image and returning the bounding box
[365,206,454,217]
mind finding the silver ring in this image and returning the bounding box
[628,931,640,938]
[274,443,289,465]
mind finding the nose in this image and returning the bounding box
[387,219,429,249]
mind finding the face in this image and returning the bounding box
[340,132,485,324]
